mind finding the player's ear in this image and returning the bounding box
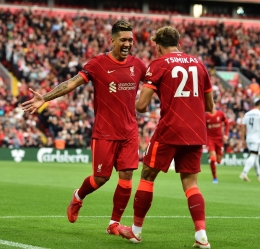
[157,44,162,55]
[111,37,115,46]
[177,43,181,50]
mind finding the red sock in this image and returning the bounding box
[77,176,99,199]
[133,179,154,227]
[185,187,205,231]
[210,161,217,179]
[110,179,132,222]
[210,155,217,179]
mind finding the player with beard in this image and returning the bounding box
[21,20,147,235]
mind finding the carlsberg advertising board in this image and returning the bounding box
[0,148,91,163]
[0,148,252,166]
[201,152,249,166]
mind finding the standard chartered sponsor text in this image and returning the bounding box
[118,83,136,90]
[37,148,89,163]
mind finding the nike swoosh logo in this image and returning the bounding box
[190,204,200,209]
[108,70,116,74]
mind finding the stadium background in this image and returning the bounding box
[0,0,260,165]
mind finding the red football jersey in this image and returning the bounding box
[79,53,146,140]
[143,52,212,145]
[206,110,229,139]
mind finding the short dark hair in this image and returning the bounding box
[151,26,180,47]
[255,99,260,106]
[112,20,132,36]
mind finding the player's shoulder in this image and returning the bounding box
[93,53,107,60]
[148,56,165,67]
[86,53,107,65]
[246,108,257,114]
[244,109,253,117]
[181,52,201,61]
[129,55,145,65]
[250,108,260,115]
[216,110,225,115]
[127,55,147,73]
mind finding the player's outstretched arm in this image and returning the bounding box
[21,74,85,114]
[43,74,85,102]
[204,91,215,114]
[135,86,154,113]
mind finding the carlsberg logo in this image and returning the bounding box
[11,149,25,162]
[37,148,89,163]
[219,153,248,166]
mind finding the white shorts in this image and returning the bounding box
[246,142,260,154]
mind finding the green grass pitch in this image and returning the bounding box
[0,161,259,249]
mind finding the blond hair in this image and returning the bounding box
[151,26,180,47]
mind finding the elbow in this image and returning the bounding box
[136,107,147,113]
[135,102,147,113]
[206,102,215,114]
[207,105,214,113]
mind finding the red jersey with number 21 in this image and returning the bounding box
[143,52,212,145]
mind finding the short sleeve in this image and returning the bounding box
[143,60,163,90]
[202,65,212,93]
[78,58,96,83]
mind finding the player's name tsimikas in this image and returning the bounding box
[165,57,199,64]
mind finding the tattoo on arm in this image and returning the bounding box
[43,75,82,102]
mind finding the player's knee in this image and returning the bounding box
[141,165,160,181]
[119,169,133,180]
[210,155,217,162]
[216,157,222,164]
[94,176,110,186]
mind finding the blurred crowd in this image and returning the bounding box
[0,8,260,158]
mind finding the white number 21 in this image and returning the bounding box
[172,66,198,97]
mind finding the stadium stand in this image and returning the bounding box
[0,5,259,157]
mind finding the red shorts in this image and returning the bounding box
[91,137,139,177]
[207,138,224,156]
[143,138,202,173]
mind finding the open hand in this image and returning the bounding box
[21,88,45,114]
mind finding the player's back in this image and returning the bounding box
[145,52,212,145]
[243,108,260,143]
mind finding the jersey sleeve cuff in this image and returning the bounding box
[78,71,89,83]
[143,83,157,90]
[204,88,212,93]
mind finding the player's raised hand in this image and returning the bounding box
[21,88,45,114]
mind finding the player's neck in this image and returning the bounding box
[108,51,127,63]
[161,47,180,56]
[170,48,180,53]
[208,110,217,115]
